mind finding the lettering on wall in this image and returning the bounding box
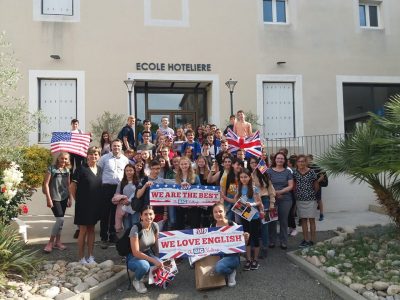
[136,62,212,72]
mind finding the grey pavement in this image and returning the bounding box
[21,193,392,299]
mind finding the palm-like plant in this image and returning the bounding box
[317,96,400,226]
[0,222,42,281]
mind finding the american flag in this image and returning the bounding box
[256,159,268,174]
[50,132,91,157]
[225,128,262,157]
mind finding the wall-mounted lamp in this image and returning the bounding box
[50,55,61,60]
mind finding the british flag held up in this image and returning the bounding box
[225,128,262,158]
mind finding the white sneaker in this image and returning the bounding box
[86,256,96,264]
[79,258,88,265]
[132,279,147,294]
[227,269,236,287]
[290,229,298,237]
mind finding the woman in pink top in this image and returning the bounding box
[233,110,252,138]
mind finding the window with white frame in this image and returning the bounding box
[39,79,77,143]
[33,0,80,22]
[263,0,287,23]
[359,3,380,28]
[42,0,73,16]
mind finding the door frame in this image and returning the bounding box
[256,74,304,138]
[126,73,220,126]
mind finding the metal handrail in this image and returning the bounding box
[261,134,348,157]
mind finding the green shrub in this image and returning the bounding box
[19,146,52,188]
[0,222,42,280]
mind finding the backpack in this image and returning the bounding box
[116,222,157,256]
[131,177,150,212]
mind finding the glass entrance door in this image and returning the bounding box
[135,83,207,129]
[149,111,196,129]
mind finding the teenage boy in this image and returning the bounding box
[134,160,167,230]
[214,128,223,152]
[233,110,252,138]
[224,115,236,135]
[137,130,156,155]
[137,119,157,144]
[215,139,229,166]
[69,119,85,172]
[236,149,247,169]
[119,116,136,151]
[158,116,174,137]
[181,129,201,160]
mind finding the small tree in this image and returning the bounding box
[0,32,42,163]
[90,111,126,144]
[317,96,400,226]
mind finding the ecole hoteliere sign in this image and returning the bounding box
[136,62,212,72]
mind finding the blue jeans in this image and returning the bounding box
[269,198,292,246]
[261,196,270,248]
[215,255,240,276]
[127,253,160,281]
[168,206,177,229]
[224,202,234,222]
[123,212,140,230]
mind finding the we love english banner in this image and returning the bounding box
[150,184,220,206]
[158,225,246,260]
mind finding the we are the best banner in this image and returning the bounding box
[150,184,220,206]
[158,225,245,260]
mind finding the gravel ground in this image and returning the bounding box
[27,230,342,300]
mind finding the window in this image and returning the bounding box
[42,0,73,16]
[33,0,80,22]
[39,79,77,143]
[359,3,380,28]
[263,0,287,23]
[343,83,400,133]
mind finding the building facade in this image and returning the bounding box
[1,0,399,211]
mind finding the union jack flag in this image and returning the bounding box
[153,268,175,289]
[225,128,262,158]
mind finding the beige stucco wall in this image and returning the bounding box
[0,0,399,135]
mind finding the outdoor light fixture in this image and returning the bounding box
[225,78,238,116]
[50,55,61,60]
[124,78,136,115]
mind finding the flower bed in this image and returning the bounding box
[298,225,400,300]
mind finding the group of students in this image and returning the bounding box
[42,111,327,294]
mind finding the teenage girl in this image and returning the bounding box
[212,202,249,287]
[175,156,201,229]
[248,156,276,258]
[234,169,264,271]
[113,164,140,232]
[141,150,152,176]
[43,152,71,253]
[195,155,212,227]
